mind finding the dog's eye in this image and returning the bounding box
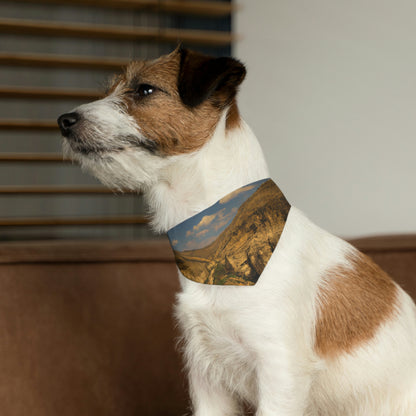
[134,84,156,98]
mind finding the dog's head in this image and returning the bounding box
[58,47,246,191]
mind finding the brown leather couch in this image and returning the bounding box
[0,236,415,416]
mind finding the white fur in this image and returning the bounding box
[64,96,416,415]
[63,89,168,191]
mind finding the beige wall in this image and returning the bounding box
[234,0,416,238]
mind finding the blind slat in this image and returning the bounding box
[0,87,101,100]
[0,215,148,226]
[0,53,129,70]
[0,120,58,130]
[9,0,234,17]
[0,18,234,46]
[0,153,64,162]
[0,186,135,194]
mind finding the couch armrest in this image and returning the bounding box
[0,238,187,416]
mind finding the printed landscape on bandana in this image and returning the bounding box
[168,179,290,285]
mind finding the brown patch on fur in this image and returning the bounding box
[226,99,241,130]
[107,50,224,156]
[315,251,398,358]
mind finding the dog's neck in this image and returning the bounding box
[145,112,270,233]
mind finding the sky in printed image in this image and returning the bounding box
[168,179,268,252]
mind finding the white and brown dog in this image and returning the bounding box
[58,48,416,415]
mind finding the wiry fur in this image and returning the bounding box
[58,48,416,415]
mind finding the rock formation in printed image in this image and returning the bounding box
[170,179,290,285]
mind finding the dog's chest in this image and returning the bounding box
[176,289,257,394]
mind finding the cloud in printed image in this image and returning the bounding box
[218,184,256,204]
[168,180,268,252]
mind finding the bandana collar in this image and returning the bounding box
[167,178,290,286]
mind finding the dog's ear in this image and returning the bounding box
[178,48,246,108]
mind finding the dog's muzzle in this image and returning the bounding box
[57,112,80,137]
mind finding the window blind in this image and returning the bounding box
[0,0,234,241]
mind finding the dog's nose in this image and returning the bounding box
[57,112,80,136]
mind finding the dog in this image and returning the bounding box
[58,47,416,415]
